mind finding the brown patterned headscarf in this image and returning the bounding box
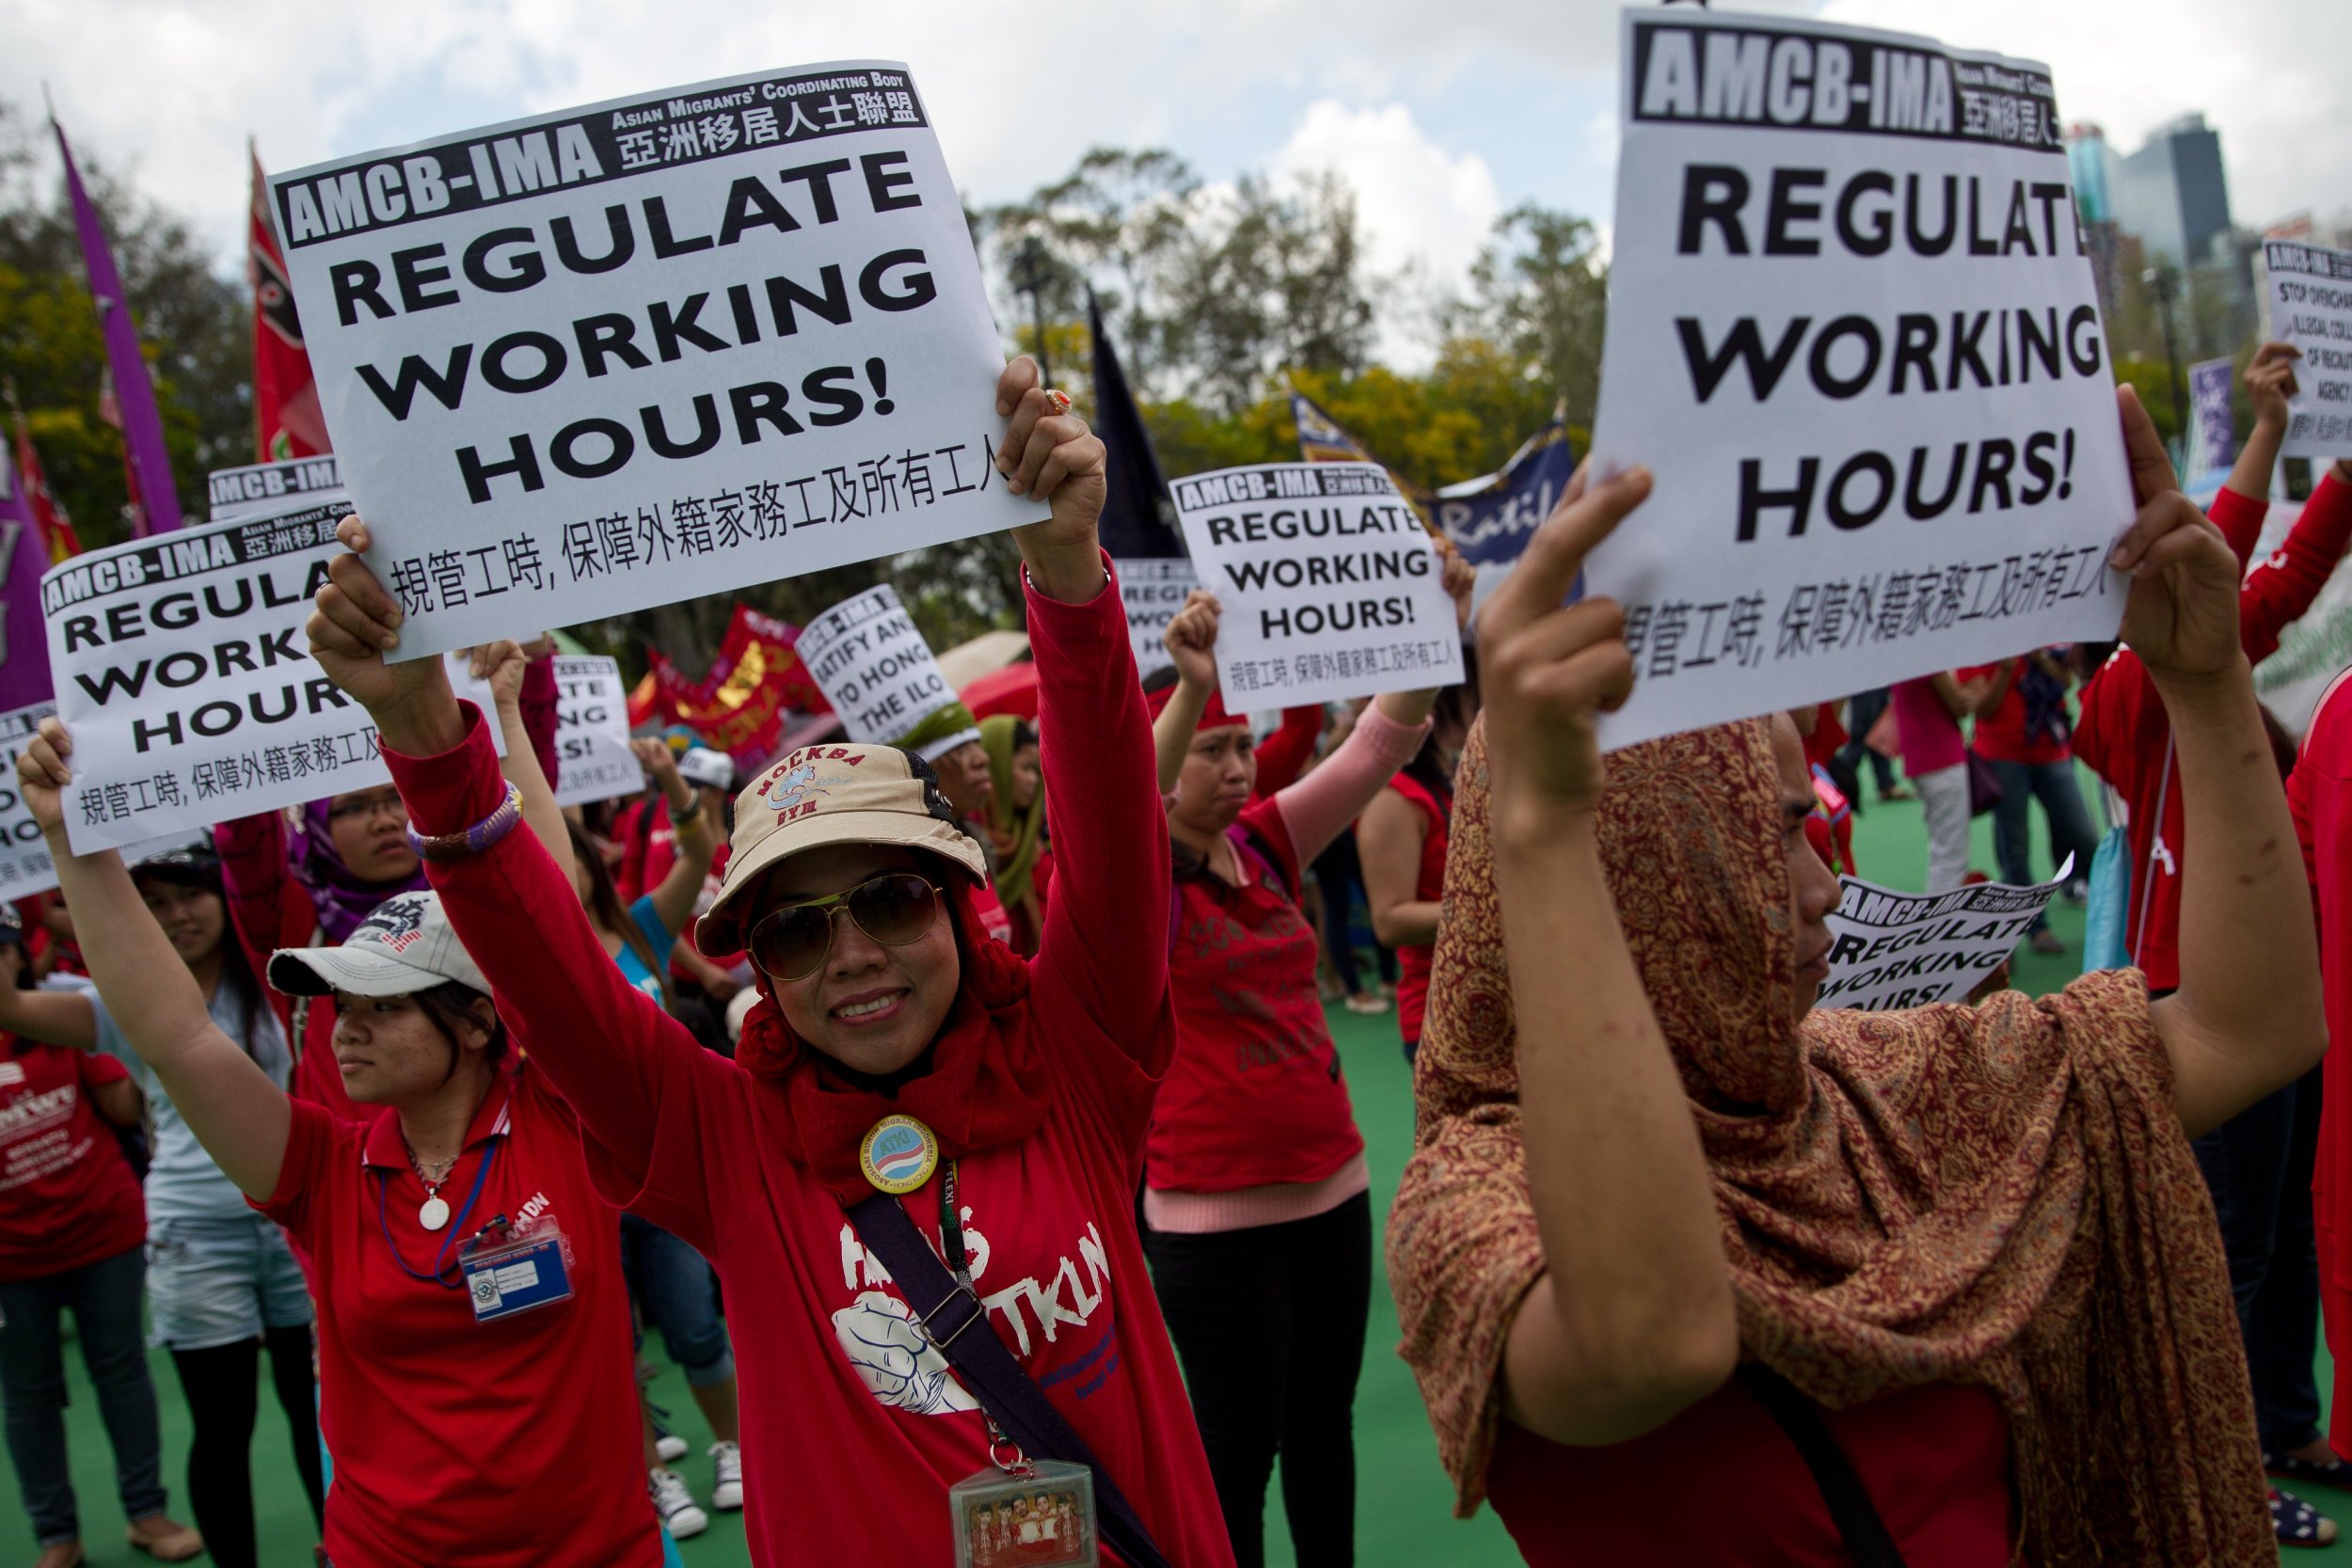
[1389,715,2268,1565]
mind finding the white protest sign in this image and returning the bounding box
[2249,499,2352,736]
[1172,463,1463,708]
[207,455,347,524]
[1586,10,2131,748]
[42,504,502,853]
[552,655,640,806]
[795,584,953,744]
[0,704,68,895]
[2265,241,2352,461]
[272,63,1037,663]
[1120,557,1196,679]
[1816,857,2070,1011]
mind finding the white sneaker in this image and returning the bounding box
[654,1429,689,1463]
[709,1440,744,1511]
[650,1465,708,1539]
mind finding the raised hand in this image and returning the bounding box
[468,640,530,710]
[2108,387,2243,686]
[1164,590,1222,690]
[17,717,73,838]
[2244,341,2302,434]
[631,736,687,804]
[1434,534,1477,632]
[307,515,464,755]
[1476,466,1654,822]
[995,356,1107,602]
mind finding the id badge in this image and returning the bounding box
[461,1228,575,1323]
[950,1459,1095,1568]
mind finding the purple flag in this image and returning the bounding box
[0,444,56,709]
[54,118,182,535]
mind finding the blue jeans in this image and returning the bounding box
[2192,1072,2325,1452]
[1985,757,2100,930]
[0,1243,168,1547]
[619,1214,734,1386]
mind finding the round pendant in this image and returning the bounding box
[418,1195,452,1232]
[858,1114,938,1196]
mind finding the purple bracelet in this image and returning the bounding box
[405,781,524,863]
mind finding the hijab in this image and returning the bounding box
[290,799,429,945]
[1390,715,2267,1564]
[978,715,1047,914]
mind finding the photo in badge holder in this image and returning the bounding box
[460,1225,577,1325]
[950,1459,1096,1568]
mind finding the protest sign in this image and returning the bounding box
[1816,857,2071,1011]
[795,584,953,744]
[2265,240,2352,461]
[272,63,1037,662]
[2185,357,2236,486]
[43,504,501,853]
[208,455,347,523]
[0,703,68,895]
[1586,11,2131,748]
[1120,557,1196,679]
[1431,421,1577,567]
[2249,498,2352,736]
[1173,462,1463,708]
[552,654,640,806]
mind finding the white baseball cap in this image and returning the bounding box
[268,890,491,998]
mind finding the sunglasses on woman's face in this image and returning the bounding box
[746,872,944,983]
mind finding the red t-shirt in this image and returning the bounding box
[1488,1380,2013,1566]
[255,1066,658,1568]
[1958,658,2069,767]
[2078,475,2352,990]
[1154,799,1366,1193]
[1384,772,1450,1046]
[385,566,1232,1568]
[1801,703,1848,771]
[2290,669,2352,1457]
[0,1040,143,1282]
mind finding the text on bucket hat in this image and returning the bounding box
[694,742,986,958]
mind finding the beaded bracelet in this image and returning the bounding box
[405,780,525,863]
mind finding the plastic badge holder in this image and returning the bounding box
[950,1458,1096,1568]
[461,1228,575,1324]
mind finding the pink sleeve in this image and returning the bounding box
[1273,705,1430,866]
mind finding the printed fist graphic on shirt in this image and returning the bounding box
[834,1291,981,1416]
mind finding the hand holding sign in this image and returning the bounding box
[993,356,1109,604]
[467,640,531,710]
[1476,467,1654,821]
[18,718,73,840]
[2108,388,2245,689]
[1163,591,1223,690]
[2245,342,2303,436]
[309,514,466,759]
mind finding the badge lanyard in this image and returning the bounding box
[940,1161,975,1292]
[374,1139,501,1290]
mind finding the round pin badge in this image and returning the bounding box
[859,1114,939,1196]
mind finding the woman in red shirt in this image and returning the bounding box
[1359,673,1479,1064]
[1391,398,2324,1564]
[0,910,202,1568]
[1145,556,1469,1568]
[17,724,661,1568]
[295,360,1231,1568]
[1958,649,2100,954]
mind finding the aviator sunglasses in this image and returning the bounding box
[746,873,945,982]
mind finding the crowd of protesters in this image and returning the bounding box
[10,282,2352,1568]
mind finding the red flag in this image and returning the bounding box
[10,409,84,563]
[249,145,327,461]
[640,606,824,763]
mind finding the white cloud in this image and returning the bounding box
[1270,100,1502,286]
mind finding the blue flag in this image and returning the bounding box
[1432,421,1576,566]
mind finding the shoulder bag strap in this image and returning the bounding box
[846,1193,1176,1568]
[1737,1364,1910,1568]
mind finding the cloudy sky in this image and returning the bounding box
[8,0,2347,308]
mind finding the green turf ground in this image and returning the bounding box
[34,780,2346,1563]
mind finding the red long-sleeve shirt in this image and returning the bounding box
[1249,704,1325,800]
[2075,473,2352,990]
[2290,670,2352,1455]
[384,566,1231,1568]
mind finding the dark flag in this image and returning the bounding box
[1088,293,1184,559]
[250,144,328,461]
[1432,420,1577,566]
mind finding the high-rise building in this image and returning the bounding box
[2111,113,2235,268]
[2065,123,2117,225]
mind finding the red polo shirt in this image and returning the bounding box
[2290,670,2352,1459]
[256,1064,658,1568]
[0,1040,143,1282]
[385,564,1232,1568]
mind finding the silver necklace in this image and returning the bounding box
[404,1140,461,1231]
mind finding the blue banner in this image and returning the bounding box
[1432,422,1577,566]
[2186,356,2236,487]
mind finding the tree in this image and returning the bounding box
[0,102,246,546]
[1449,203,1610,431]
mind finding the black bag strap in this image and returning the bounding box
[1738,1364,1910,1568]
[846,1191,1176,1568]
